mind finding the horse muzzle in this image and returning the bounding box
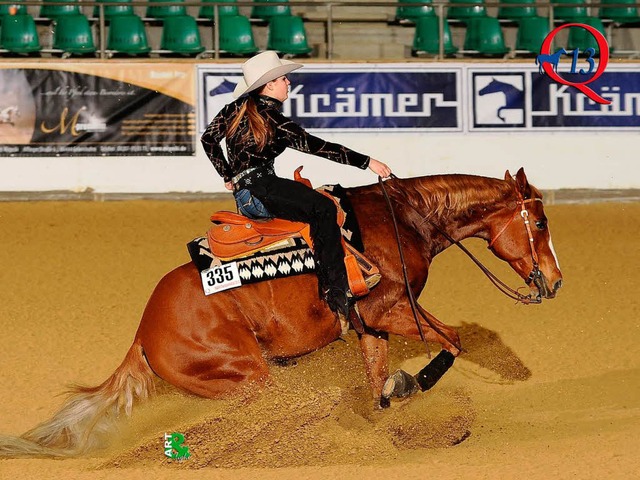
[528,268,562,300]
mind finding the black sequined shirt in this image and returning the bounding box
[200,95,370,183]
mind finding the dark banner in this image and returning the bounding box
[283,70,460,130]
[470,66,640,131]
[199,65,462,133]
[530,71,640,128]
[0,64,195,156]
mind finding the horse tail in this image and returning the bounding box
[0,340,155,458]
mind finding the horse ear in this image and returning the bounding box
[515,167,532,198]
[504,170,512,182]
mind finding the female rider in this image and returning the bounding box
[201,51,392,320]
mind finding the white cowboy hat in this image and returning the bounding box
[233,51,303,98]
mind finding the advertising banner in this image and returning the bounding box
[530,70,640,129]
[469,65,640,131]
[0,63,195,156]
[201,62,640,135]
[198,64,463,134]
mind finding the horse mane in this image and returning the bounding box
[389,174,515,222]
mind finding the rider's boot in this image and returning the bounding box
[325,287,364,336]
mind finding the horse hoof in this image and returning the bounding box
[381,369,420,401]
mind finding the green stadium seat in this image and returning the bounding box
[93,0,135,19]
[567,17,607,55]
[515,16,550,53]
[251,0,291,21]
[412,15,458,55]
[0,13,41,54]
[599,0,640,23]
[146,0,187,19]
[498,0,537,20]
[552,0,588,22]
[395,0,435,23]
[53,14,96,56]
[161,15,205,56]
[40,0,81,18]
[218,14,259,56]
[267,14,312,56]
[448,0,487,21]
[107,14,151,55]
[199,0,239,19]
[464,17,510,55]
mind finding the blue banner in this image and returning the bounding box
[198,64,640,135]
[531,71,640,128]
[470,67,640,131]
[198,65,462,133]
[282,70,459,130]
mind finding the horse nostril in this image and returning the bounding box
[554,279,563,291]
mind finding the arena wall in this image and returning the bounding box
[1,60,638,194]
[2,131,635,193]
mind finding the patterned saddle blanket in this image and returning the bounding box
[187,184,367,295]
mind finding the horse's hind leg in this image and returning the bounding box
[140,323,270,399]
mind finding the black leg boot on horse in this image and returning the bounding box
[380,350,456,404]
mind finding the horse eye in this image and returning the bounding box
[535,219,547,230]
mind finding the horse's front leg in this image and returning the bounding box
[365,298,462,406]
[357,329,390,408]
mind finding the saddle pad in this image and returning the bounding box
[187,235,315,295]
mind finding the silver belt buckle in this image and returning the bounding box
[232,167,257,185]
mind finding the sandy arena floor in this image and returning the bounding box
[0,196,639,479]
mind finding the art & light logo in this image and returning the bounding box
[163,432,190,461]
[536,23,611,105]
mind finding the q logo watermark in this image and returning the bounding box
[537,23,610,105]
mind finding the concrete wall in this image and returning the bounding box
[2,129,637,194]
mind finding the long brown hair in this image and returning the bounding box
[227,95,272,151]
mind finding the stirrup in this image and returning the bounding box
[364,273,381,290]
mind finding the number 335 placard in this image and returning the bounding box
[200,263,242,295]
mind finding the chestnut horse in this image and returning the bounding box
[0,168,562,457]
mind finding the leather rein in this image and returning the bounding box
[377,176,543,354]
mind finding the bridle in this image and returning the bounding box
[377,176,544,355]
[487,192,545,291]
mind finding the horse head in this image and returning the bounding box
[486,168,563,299]
[478,78,502,96]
